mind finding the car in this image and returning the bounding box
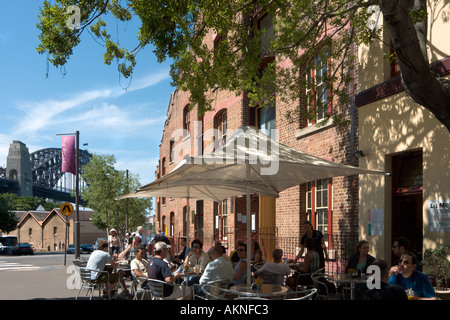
[66,244,80,254]
[80,243,94,253]
[13,243,34,255]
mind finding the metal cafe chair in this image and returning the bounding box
[147,278,191,300]
[76,267,110,300]
[310,268,340,300]
[194,279,230,300]
[201,283,235,300]
[284,288,318,300]
[234,297,269,300]
[131,274,151,300]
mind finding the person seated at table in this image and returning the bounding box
[207,240,222,260]
[286,237,321,290]
[254,249,291,285]
[388,252,436,300]
[172,237,190,266]
[230,239,244,265]
[188,240,210,267]
[113,244,133,296]
[182,239,210,285]
[86,240,123,298]
[231,243,248,286]
[147,241,192,300]
[200,245,234,285]
[356,259,407,300]
[195,246,235,297]
[251,240,264,265]
[130,247,150,289]
[129,234,142,260]
[346,240,376,274]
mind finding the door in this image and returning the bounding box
[391,150,423,262]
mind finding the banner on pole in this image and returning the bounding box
[61,135,76,175]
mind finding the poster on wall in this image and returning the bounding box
[368,208,384,236]
[428,200,450,232]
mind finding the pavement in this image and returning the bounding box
[0,252,133,300]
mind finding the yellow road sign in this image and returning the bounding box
[60,202,74,216]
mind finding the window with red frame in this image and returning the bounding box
[305,52,331,126]
[306,178,332,244]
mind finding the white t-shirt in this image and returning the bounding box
[199,256,234,285]
[130,258,148,285]
[258,262,291,285]
[86,250,112,280]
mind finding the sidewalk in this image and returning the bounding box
[0,264,78,300]
[0,261,131,300]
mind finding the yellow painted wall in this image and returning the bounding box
[357,1,450,263]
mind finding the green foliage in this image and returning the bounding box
[36,0,393,123]
[81,154,151,236]
[422,244,450,290]
[0,197,18,233]
[0,193,58,211]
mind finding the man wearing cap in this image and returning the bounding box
[147,241,192,300]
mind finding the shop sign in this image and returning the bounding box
[428,200,450,232]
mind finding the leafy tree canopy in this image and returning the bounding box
[81,153,151,236]
[37,0,450,131]
[0,193,59,211]
[0,197,19,233]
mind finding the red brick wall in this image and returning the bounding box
[154,30,360,253]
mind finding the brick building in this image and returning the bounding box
[153,14,361,270]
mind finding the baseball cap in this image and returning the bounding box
[154,241,171,251]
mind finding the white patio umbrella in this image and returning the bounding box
[118,126,390,284]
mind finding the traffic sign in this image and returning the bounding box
[60,202,74,216]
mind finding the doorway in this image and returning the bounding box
[391,150,423,262]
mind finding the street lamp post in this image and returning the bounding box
[57,130,81,259]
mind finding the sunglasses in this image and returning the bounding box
[238,249,246,252]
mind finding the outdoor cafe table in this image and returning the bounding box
[229,283,289,299]
[327,273,369,300]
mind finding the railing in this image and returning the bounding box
[169,230,358,274]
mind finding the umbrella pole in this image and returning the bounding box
[246,163,252,285]
[186,186,190,251]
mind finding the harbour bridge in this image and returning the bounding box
[0,141,91,204]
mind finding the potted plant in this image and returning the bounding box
[422,243,450,300]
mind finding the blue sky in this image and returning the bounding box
[0,1,174,198]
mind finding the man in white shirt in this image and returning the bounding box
[200,245,234,285]
[255,248,291,285]
[130,247,150,288]
[86,240,120,297]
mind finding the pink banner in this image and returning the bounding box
[61,136,76,175]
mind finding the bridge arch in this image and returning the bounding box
[30,148,92,190]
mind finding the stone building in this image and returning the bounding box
[7,208,105,251]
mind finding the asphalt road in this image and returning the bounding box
[0,252,97,300]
